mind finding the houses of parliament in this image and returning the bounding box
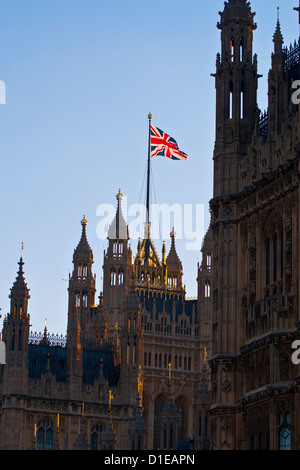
[0,0,299,451]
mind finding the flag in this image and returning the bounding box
[150,124,187,161]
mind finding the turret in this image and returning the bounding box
[213,0,258,196]
[1,251,30,449]
[103,190,132,332]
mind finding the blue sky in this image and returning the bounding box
[0,0,299,335]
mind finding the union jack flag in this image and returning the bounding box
[150,124,187,161]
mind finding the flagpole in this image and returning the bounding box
[145,112,152,263]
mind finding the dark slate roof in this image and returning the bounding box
[140,291,197,322]
[28,344,67,382]
[28,343,116,386]
[82,349,116,387]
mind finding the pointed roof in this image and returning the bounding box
[273,16,284,53]
[166,228,182,273]
[73,216,93,264]
[100,420,116,449]
[73,417,89,450]
[10,255,30,299]
[108,189,129,240]
[161,382,177,420]
[129,408,146,432]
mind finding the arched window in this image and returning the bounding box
[75,292,81,308]
[175,396,189,441]
[110,269,116,286]
[78,265,83,278]
[229,81,233,119]
[37,419,53,450]
[91,424,103,450]
[230,37,235,62]
[278,409,291,450]
[118,269,124,285]
[240,36,244,62]
[153,394,166,450]
[83,266,88,278]
[206,253,212,269]
[205,281,211,298]
[82,293,88,308]
[240,82,245,119]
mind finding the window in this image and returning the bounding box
[205,281,211,298]
[240,37,243,62]
[207,253,212,269]
[175,396,188,440]
[83,266,88,278]
[82,293,88,308]
[37,419,53,450]
[91,424,103,450]
[278,410,291,450]
[229,82,233,119]
[230,37,234,62]
[240,83,245,119]
[78,265,83,278]
[110,269,116,286]
[118,269,124,285]
[153,395,166,449]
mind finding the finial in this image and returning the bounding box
[277,6,280,22]
[21,242,24,260]
[116,189,123,201]
[170,227,176,239]
[168,362,172,381]
[148,111,153,121]
[81,215,88,226]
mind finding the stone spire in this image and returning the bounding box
[273,10,284,55]
[73,216,93,264]
[10,251,30,300]
[108,189,129,240]
[166,228,182,272]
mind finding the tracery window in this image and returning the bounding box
[153,394,166,450]
[91,424,103,450]
[175,396,189,441]
[37,419,53,450]
[278,407,291,451]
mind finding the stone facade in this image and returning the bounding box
[0,198,212,450]
[209,0,300,451]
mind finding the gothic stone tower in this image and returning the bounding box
[210,0,300,450]
[210,0,258,449]
[1,255,30,449]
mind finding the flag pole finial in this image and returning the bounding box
[148,112,152,121]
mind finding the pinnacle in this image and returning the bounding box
[107,189,129,240]
[73,216,93,263]
[10,256,30,298]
